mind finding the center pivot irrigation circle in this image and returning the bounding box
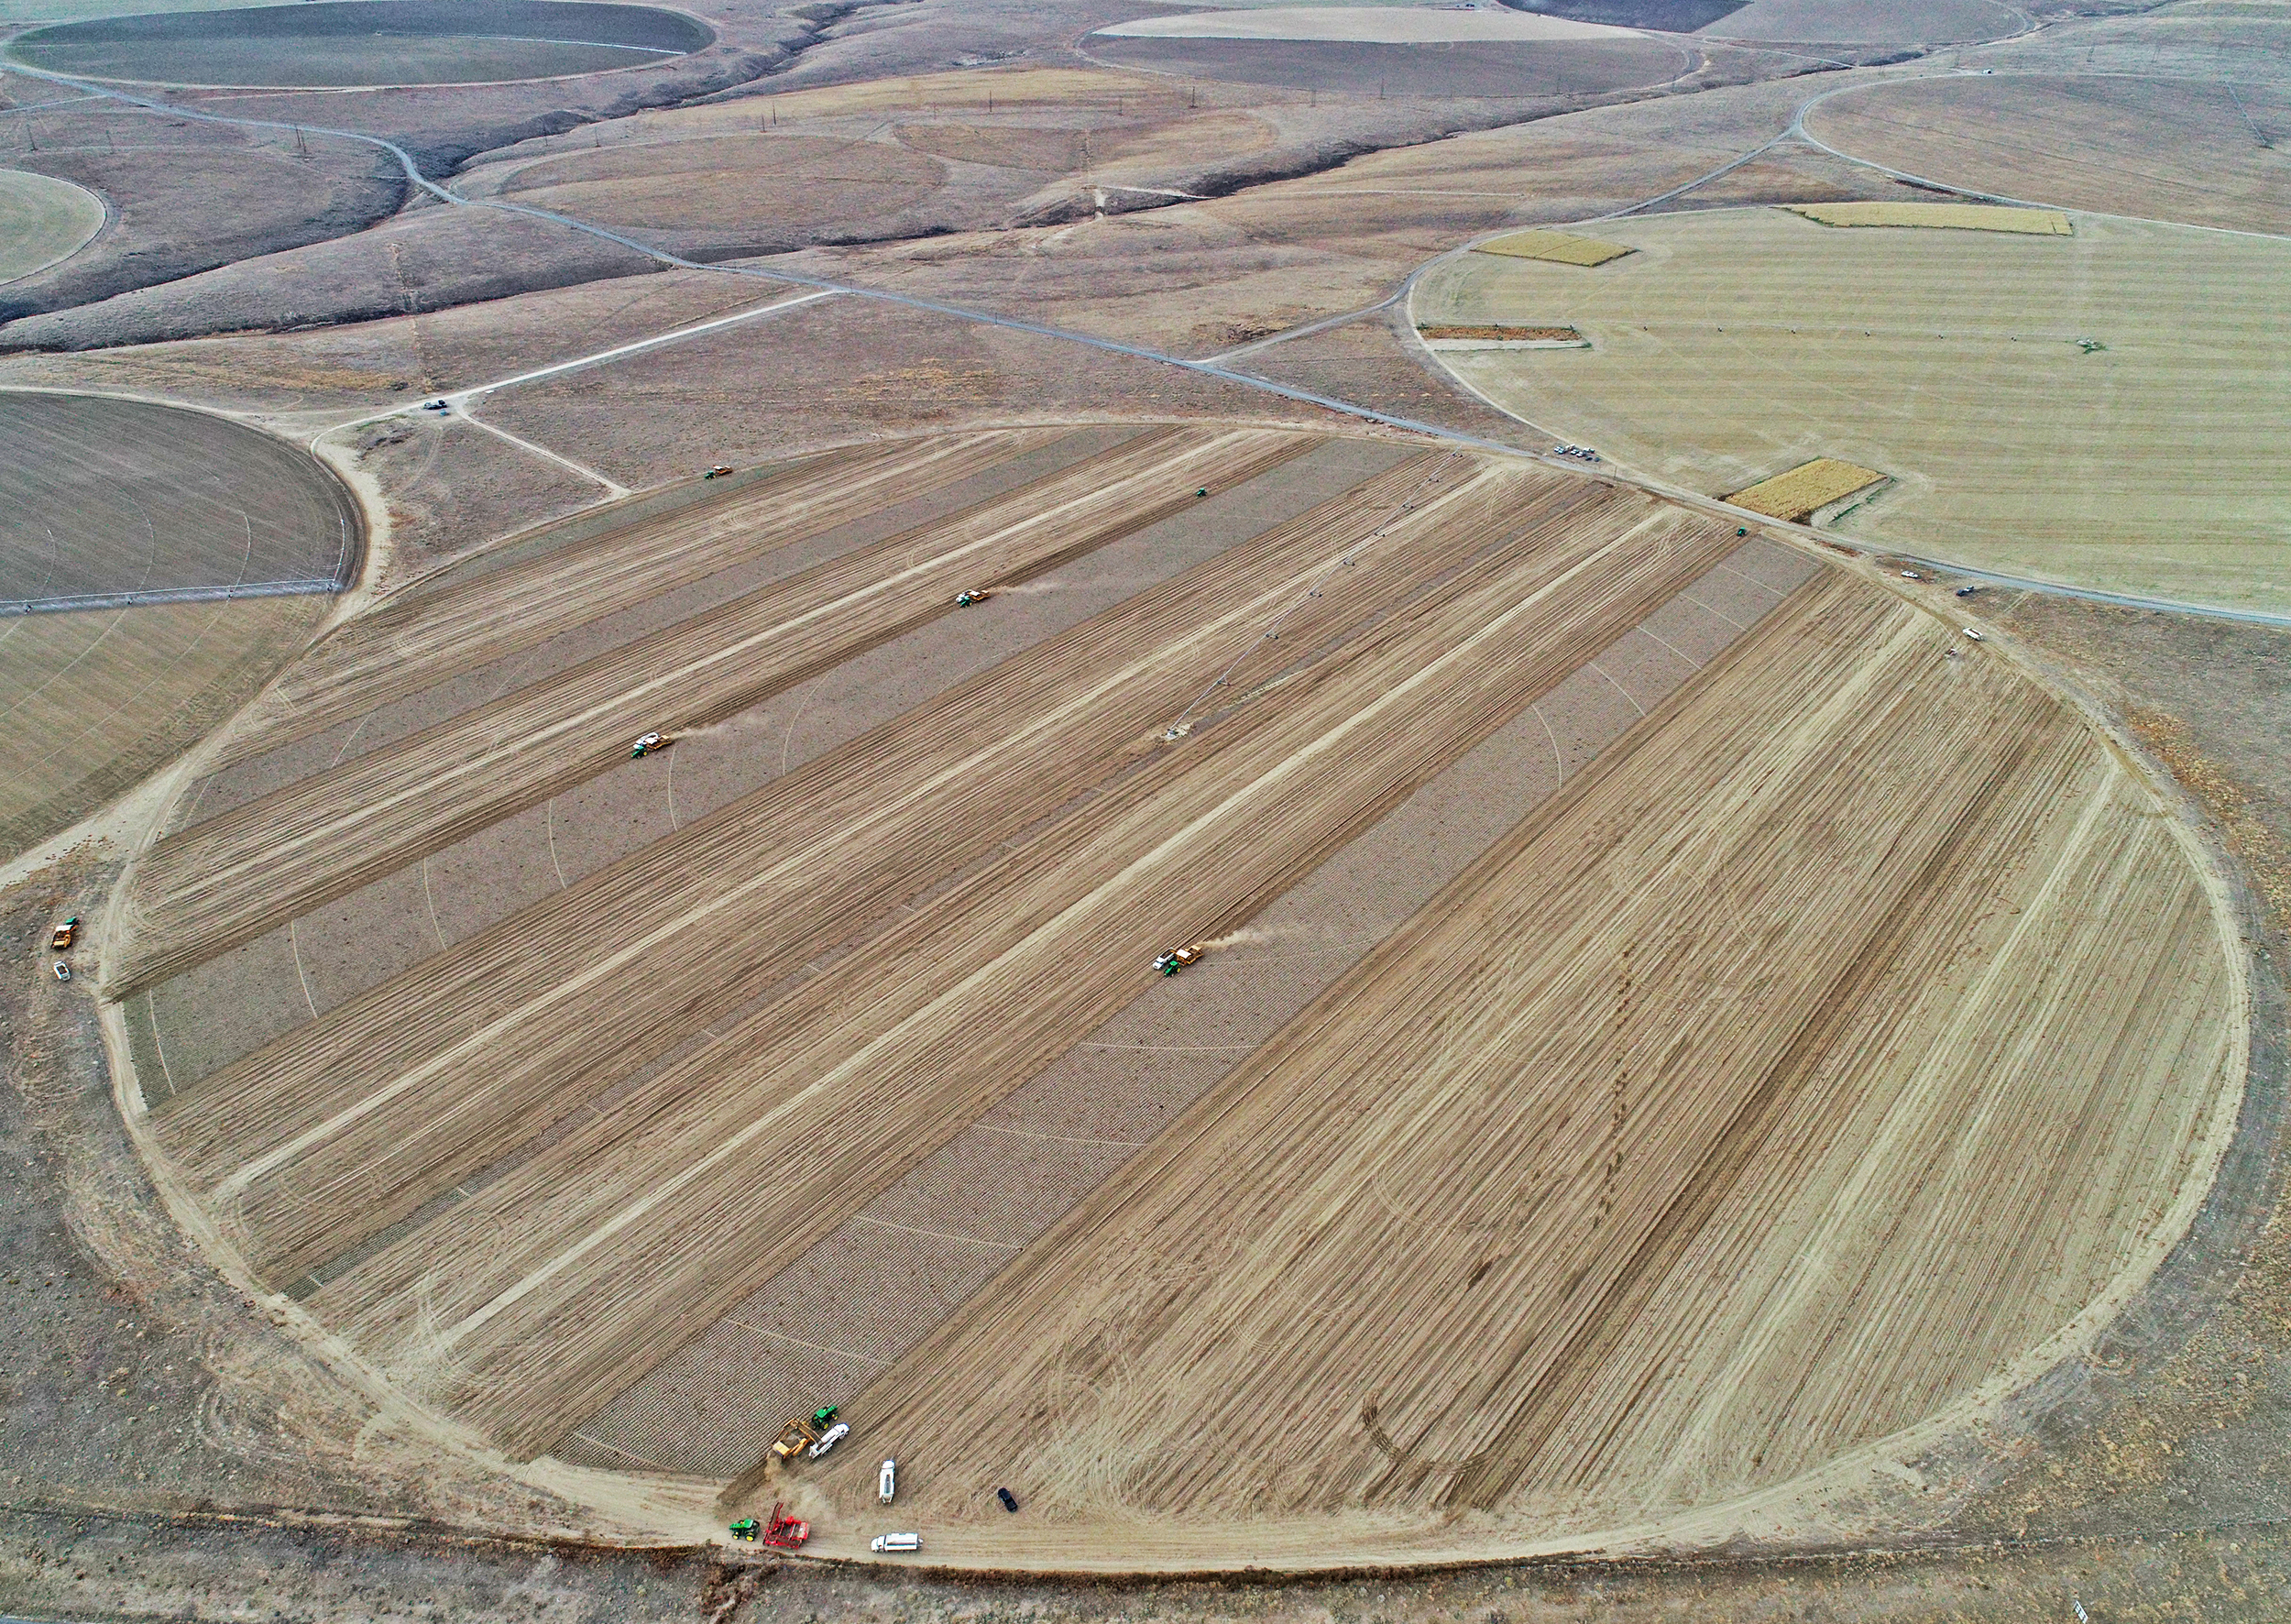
[5,0,716,89]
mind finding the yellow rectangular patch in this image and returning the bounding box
[1726,458,1888,521]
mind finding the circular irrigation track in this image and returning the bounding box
[6,0,714,89]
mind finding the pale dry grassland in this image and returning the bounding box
[1807,72,2291,235]
[452,66,1271,245]
[1416,207,2291,612]
[792,76,1903,357]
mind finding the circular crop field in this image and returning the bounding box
[6,0,713,88]
[488,133,948,232]
[0,391,360,603]
[1087,7,1686,99]
[0,390,359,857]
[1414,206,2291,616]
[1087,35,1685,98]
[0,169,105,285]
[105,423,2242,1566]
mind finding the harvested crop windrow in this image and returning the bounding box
[1471,229,1634,266]
[788,576,2234,1552]
[113,426,1314,995]
[309,494,1741,1457]
[1781,202,2074,235]
[222,429,1069,763]
[153,450,1540,1278]
[1418,324,1584,343]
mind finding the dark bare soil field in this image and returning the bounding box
[0,391,360,602]
[7,0,713,88]
[1700,0,2022,45]
[1087,36,1689,99]
[0,392,358,851]
[1511,0,1750,29]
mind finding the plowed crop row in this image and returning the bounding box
[115,426,1312,993]
[782,576,2235,1557]
[303,492,1742,1457]
[225,429,1067,761]
[157,449,1533,1275]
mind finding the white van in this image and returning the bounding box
[871,1532,920,1553]
[879,1458,896,1503]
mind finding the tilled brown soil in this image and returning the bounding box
[773,571,2238,1567]
[113,425,1314,993]
[557,541,1816,1480]
[110,425,2243,1570]
[135,436,1409,1096]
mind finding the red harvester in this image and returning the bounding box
[761,1501,809,1550]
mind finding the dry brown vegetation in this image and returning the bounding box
[1781,201,2074,234]
[1807,72,2291,235]
[2131,706,2291,933]
[1727,456,1888,521]
[1418,324,1583,342]
[1473,228,1636,265]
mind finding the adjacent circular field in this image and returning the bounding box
[1087,11,1684,99]
[487,133,948,232]
[6,0,712,88]
[1698,0,2023,45]
[1805,73,2291,236]
[1086,34,1685,98]
[1413,206,2291,615]
[0,391,360,604]
[0,390,360,857]
[0,168,105,285]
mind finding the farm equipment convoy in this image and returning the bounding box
[1154,942,1209,976]
[729,1502,810,1548]
[771,1405,842,1460]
